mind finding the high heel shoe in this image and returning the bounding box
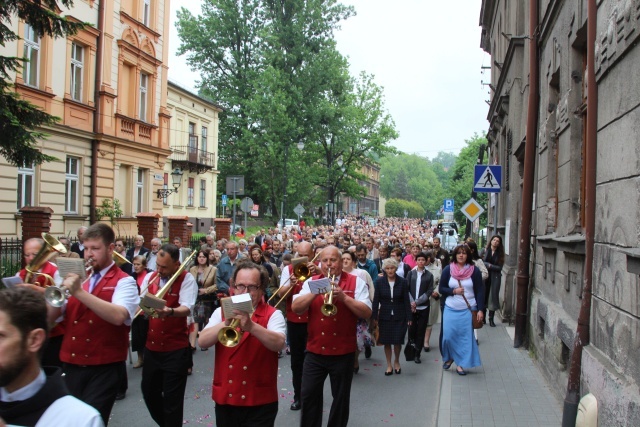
[489,319,496,327]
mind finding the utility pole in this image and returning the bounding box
[465,144,486,240]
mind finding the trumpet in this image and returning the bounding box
[218,318,242,347]
[134,250,197,319]
[268,249,323,308]
[45,257,93,307]
[25,233,67,287]
[321,274,338,317]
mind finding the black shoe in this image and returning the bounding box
[353,366,359,374]
[364,344,372,359]
[489,319,496,327]
[290,400,301,411]
[414,356,421,364]
[423,346,430,352]
[115,392,126,401]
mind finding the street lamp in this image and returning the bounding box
[156,167,183,198]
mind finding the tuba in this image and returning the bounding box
[24,233,68,287]
[134,250,197,319]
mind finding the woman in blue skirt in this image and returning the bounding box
[438,244,485,375]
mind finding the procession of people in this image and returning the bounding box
[0,215,494,427]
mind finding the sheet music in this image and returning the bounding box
[140,293,167,310]
[308,277,331,295]
[221,293,253,319]
[56,258,87,281]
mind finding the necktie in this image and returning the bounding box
[89,272,101,293]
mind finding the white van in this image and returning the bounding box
[277,218,299,230]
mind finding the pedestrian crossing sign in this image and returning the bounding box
[474,165,502,193]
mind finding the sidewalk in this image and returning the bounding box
[437,321,563,427]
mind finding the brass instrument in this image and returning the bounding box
[321,274,338,317]
[134,250,197,319]
[45,256,93,307]
[268,249,323,308]
[112,251,131,267]
[24,233,67,286]
[217,298,255,347]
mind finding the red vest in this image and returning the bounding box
[60,265,131,365]
[306,272,358,356]
[212,301,279,406]
[19,262,66,338]
[145,271,189,352]
[285,264,308,323]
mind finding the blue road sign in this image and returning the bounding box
[444,199,454,212]
[474,165,502,193]
[221,194,228,206]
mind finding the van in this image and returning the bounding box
[277,218,299,230]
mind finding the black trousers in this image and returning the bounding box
[409,308,430,356]
[141,347,191,427]
[63,361,123,426]
[215,402,278,427]
[300,352,354,427]
[287,321,308,400]
[41,334,63,368]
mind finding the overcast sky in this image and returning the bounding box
[167,1,491,159]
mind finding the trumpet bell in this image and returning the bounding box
[217,326,242,347]
[44,286,68,308]
[321,303,338,317]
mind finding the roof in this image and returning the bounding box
[168,79,224,111]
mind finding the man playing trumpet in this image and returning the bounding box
[139,244,197,427]
[49,223,139,426]
[198,261,286,427]
[292,246,372,427]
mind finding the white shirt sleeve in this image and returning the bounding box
[279,265,291,287]
[292,279,311,300]
[178,272,198,310]
[353,276,372,309]
[111,275,140,326]
[139,272,152,297]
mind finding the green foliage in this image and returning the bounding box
[95,198,123,226]
[0,0,86,166]
[385,199,424,218]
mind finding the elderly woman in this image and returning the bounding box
[372,257,412,376]
[238,239,249,257]
[439,244,485,375]
[189,249,217,351]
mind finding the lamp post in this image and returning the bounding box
[156,168,183,198]
[282,140,305,230]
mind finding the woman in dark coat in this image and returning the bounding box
[483,235,505,327]
[372,257,412,376]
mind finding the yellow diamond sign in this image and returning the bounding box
[461,198,484,222]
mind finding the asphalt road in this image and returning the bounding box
[110,328,442,427]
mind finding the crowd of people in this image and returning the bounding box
[0,215,506,427]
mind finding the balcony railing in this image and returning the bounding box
[170,144,216,174]
[116,114,157,144]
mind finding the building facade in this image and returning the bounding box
[340,163,381,217]
[162,81,220,234]
[481,0,640,424]
[0,0,172,238]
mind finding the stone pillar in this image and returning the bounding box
[136,213,160,245]
[168,216,189,244]
[214,218,232,241]
[20,206,53,267]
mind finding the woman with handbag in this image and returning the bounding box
[372,258,412,376]
[188,249,217,351]
[438,244,485,376]
[483,235,505,327]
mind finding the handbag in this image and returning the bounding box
[404,339,416,362]
[458,280,483,330]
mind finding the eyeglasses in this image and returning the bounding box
[233,284,260,292]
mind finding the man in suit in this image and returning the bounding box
[254,229,266,246]
[173,237,193,268]
[406,252,435,364]
[125,235,149,263]
[70,226,87,258]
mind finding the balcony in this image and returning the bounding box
[170,142,216,174]
[116,114,156,144]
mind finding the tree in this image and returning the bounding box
[0,1,84,166]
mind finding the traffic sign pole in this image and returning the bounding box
[466,145,485,239]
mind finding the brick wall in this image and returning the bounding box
[168,216,189,244]
[136,213,160,245]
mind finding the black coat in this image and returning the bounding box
[70,242,84,259]
[372,275,411,322]
[126,246,149,263]
[406,268,435,308]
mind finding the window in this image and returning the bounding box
[65,157,79,213]
[139,73,148,121]
[17,164,35,209]
[143,0,151,26]
[162,172,168,205]
[23,25,40,87]
[187,177,194,207]
[201,126,208,152]
[200,179,206,207]
[136,169,145,212]
[70,43,84,102]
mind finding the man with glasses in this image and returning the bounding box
[140,244,197,426]
[199,262,286,427]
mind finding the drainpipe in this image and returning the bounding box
[90,0,106,224]
[514,0,539,348]
[562,0,597,424]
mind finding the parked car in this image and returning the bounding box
[277,218,299,230]
[437,229,459,252]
